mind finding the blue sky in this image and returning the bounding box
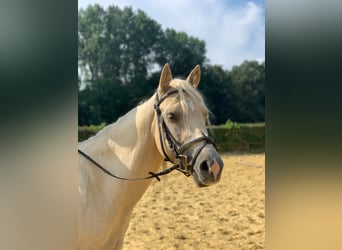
[78,0,264,70]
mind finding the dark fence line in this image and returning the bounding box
[78,124,265,152]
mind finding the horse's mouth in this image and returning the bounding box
[191,170,211,188]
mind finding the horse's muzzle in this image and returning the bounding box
[191,145,224,187]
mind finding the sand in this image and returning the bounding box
[122,152,265,250]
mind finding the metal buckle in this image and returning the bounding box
[177,154,191,176]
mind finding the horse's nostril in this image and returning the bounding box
[200,161,209,172]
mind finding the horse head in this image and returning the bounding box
[152,63,224,187]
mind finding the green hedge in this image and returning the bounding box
[78,123,265,152]
[209,123,265,152]
[78,123,106,142]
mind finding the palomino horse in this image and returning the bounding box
[78,64,224,249]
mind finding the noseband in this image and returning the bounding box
[154,89,215,176]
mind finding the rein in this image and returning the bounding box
[78,89,215,182]
[78,149,179,182]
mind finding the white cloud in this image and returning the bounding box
[209,1,265,68]
[78,0,264,69]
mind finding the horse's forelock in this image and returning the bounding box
[165,79,209,131]
[169,79,208,113]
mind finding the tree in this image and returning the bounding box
[78,4,107,83]
[229,60,265,122]
[155,28,207,76]
[78,5,163,85]
[78,5,164,124]
[199,61,265,124]
[200,65,235,124]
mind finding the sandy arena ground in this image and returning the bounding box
[122,153,265,250]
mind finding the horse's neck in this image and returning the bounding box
[78,96,164,249]
[79,94,163,181]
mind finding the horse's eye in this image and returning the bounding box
[167,112,175,120]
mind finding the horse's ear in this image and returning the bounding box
[186,65,201,88]
[158,63,172,94]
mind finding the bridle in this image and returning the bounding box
[78,89,215,181]
[154,89,215,176]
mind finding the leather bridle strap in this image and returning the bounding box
[154,89,179,163]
